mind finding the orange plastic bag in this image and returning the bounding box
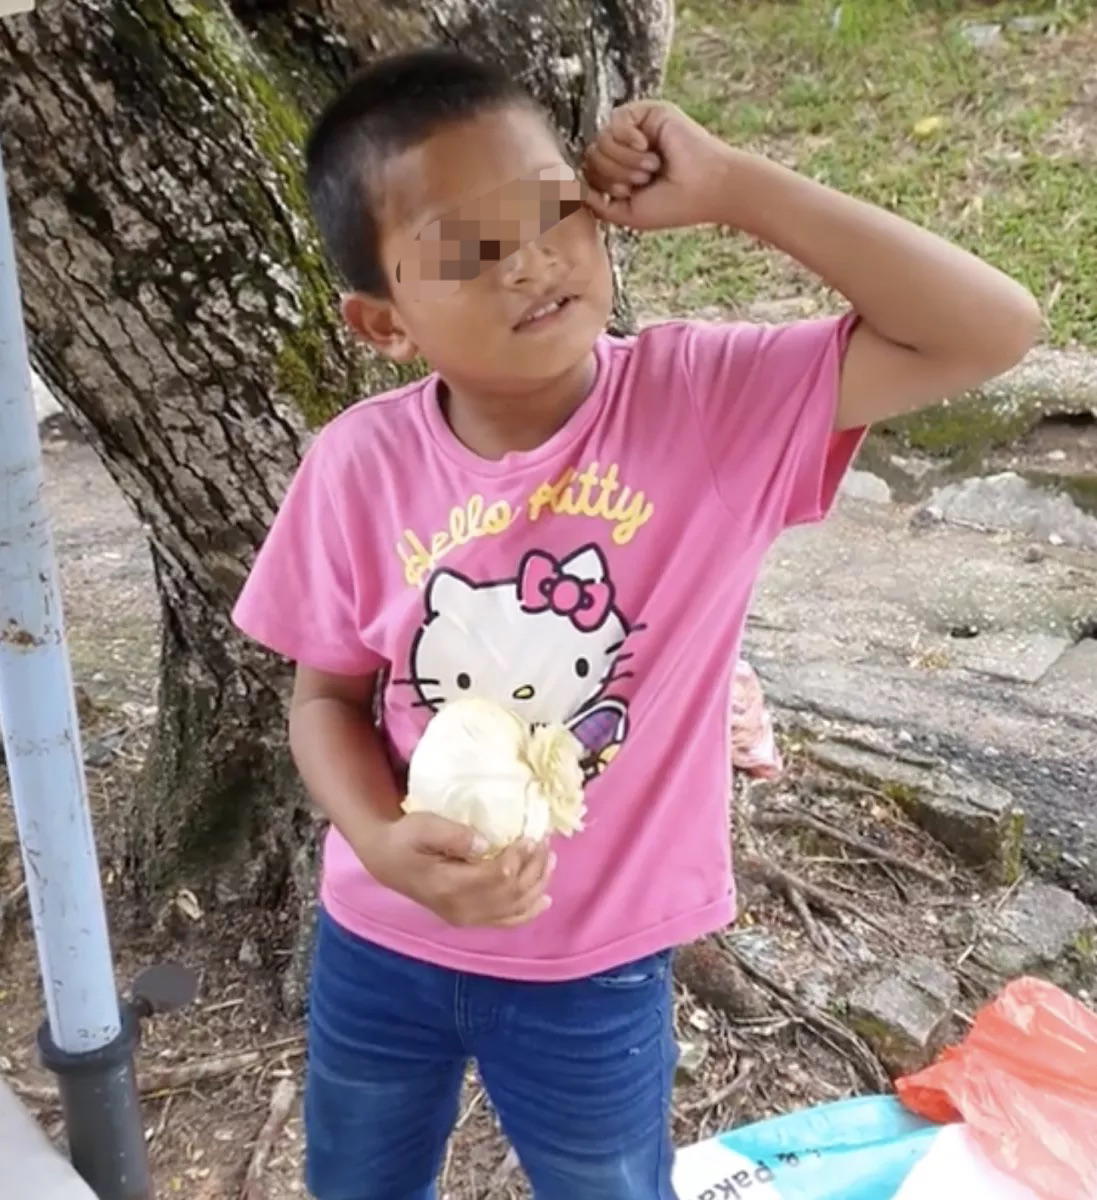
[897,976,1097,1200]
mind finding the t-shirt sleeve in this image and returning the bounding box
[232,432,385,676]
[678,313,865,533]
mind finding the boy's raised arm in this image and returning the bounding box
[584,102,1042,430]
[711,150,1042,431]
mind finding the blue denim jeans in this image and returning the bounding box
[305,908,677,1200]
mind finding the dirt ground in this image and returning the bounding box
[2,420,1057,1199]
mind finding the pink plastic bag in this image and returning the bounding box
[731,659,783,780]
[897,977,1097,1200]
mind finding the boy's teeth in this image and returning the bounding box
[524,299,563,324]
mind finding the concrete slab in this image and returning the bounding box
[948,630,1072,684]
[924,471,1097,550]
[1041,636,1097,688]
[749,493,1097,901]
[0,1080,95,1198]
[840,469,892,503]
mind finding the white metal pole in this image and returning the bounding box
[0,141,121,1053]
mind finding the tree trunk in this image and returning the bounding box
[0,0,672,992]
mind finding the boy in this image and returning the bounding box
[233,47,1039,1200]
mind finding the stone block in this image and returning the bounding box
[1041,637,1097,688]
[922,472,1097,551]
[840,470,892,504]
[948,630,1071,684]
[975,882,1096,988]
[806,740,1024,882]
[847,956,959,1076]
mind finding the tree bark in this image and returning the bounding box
[0,0,672,988]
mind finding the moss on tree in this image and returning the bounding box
[118,0,421,430]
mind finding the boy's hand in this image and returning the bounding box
[583,100,731,231]
[364,812,555,928]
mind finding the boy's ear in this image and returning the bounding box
[341,293,418,364]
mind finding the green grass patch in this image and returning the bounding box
[634,0,1097,346]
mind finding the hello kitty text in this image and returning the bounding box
[397,461,655,587]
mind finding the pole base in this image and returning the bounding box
[38,1005,152,1200]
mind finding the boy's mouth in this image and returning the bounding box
[514,294,576,331]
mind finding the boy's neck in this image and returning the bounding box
[439,351,598,460]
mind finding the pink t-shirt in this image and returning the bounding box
[233,316,862,981]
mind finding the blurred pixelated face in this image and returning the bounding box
[396,165,587,298]
[377,107,614,387]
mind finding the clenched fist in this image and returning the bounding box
[583,100,736,231]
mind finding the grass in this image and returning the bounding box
[633,0,1097,347]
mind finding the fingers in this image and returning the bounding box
[609,102,654,152]
[584,143,660,199]
[585,149,639,199]
[487,839,554,919]
[586,103,649,181]
[583,188,634,227]
[487,841,554,927]
[591,137,661,179]
[494,838,532,881]
[584,104,662,198]
[583,112,664,225]
[408,811,490,860]
[516,842,554,894]
[583,99,680,225]
[435,839,555,928]
[493,894,553,928]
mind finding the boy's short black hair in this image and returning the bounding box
[305,48,545,298]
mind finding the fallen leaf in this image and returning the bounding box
[174,888,203,922]
[912,116,944,138]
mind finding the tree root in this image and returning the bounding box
[740,855,893,940]
[674,938,773,1021]
[754,808,948,885]
[241,1077,297,1200]
[9,1037,306,1107]
[787,883,831,954]
[676,1054,756,1117]
[719,935,891,1091]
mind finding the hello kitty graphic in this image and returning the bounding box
[397,544,640,776]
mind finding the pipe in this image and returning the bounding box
[0,134,151,1198]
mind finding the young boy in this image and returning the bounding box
[233,47,1039,1200]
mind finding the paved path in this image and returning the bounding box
[751,484,1097,901]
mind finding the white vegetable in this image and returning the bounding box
[403,697,587,854]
